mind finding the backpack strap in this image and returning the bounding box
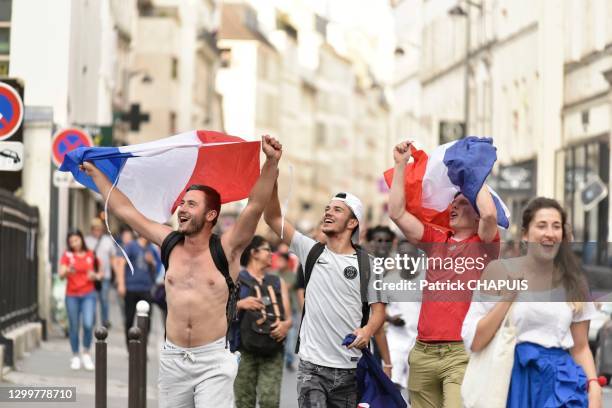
[304,242,325,287]
[294,242,325,353]
[209,233,237,348]
[264,274,284,319]
[355,244,376,328]
[160,231,184,271]
[209,234,231,287]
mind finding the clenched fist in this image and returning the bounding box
[393,141,413,164]
[261,135,282,162]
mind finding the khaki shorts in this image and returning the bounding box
[407,340,469,408]
[158,338,239,408]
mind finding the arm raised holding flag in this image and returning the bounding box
[389,140,498,243]
[387,140,500,408]
[81,135,283,408]
[389,141,424,244]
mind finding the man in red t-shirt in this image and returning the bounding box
[388,141,500,408]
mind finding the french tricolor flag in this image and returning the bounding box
[59,130,260,223]
[384,137,510,232]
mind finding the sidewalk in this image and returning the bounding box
[0,290,163,407]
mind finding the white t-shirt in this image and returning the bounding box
[462,288,598,351]
[291,231,385,369]
[85,234,116,280]
[383,266,423,350]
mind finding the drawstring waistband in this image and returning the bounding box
[182,350,196,363]
[162,337,226,363]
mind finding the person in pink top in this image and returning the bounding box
[59,230,103,371]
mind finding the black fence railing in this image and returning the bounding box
[0,188,40,366]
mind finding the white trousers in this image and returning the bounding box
[158,337,238,408]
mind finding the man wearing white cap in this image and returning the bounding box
[264,186,387,407]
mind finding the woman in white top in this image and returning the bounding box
[462,197,602,408]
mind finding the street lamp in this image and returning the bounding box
[449,0,482,137]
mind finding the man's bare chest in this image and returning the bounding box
[165,249,225,291]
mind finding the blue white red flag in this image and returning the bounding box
[384,137,510,232]
[60,130,261,223]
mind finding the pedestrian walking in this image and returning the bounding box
[365,226,397,380]
[85,217,117,328]
[117,234,158,347]
[388,141,500,408]
[272,244,299,371]
[382,238,423,392]
[462,197,602,407]
[264,186,387,408]
[59,229,103,371]
[81,135,282,407]
[233,236,292,408]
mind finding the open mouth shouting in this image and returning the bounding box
[178,213,190,226]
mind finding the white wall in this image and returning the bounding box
[216,40,258,139]
[491,27,539,164]
[534,0,564,198]
[10,0,72,125]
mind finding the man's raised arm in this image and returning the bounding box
[223,136,282,259]
[389,141,424,244]
[476,184,498,243]
[263,181,295,246]
[81,162,172,246]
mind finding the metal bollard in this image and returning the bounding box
[135,301,150,407]
[128,326,143,408]
[94,326,108,408]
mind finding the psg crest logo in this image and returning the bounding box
[343,266,358,280]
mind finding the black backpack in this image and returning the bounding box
[294,242,378,353]
[160,231,238,347]
[237,272,285,356]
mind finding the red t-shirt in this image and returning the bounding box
[417,225,500,342]
[60,250,97,296]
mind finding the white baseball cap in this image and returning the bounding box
[330,192,364,244]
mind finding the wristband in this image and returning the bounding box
[586,377,607,391]
[382,362,393,368]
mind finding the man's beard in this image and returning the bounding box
[322,218,350,237]
[181,216,205,236]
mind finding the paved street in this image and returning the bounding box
[0,292,299,407]
[1,293,610,407]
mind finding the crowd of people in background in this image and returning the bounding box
[57,217,167,370]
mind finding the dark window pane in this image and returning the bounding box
[0,60,8,76]
[0,28,10,54]
[0,0,11,22]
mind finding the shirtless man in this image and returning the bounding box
[81,136,282,407]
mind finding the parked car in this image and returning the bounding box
[596,303,612,383]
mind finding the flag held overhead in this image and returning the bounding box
[59,130,261,223]
[384,137,510,232]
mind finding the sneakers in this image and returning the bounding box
[81,353,95,371]
[70,356,81,370]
